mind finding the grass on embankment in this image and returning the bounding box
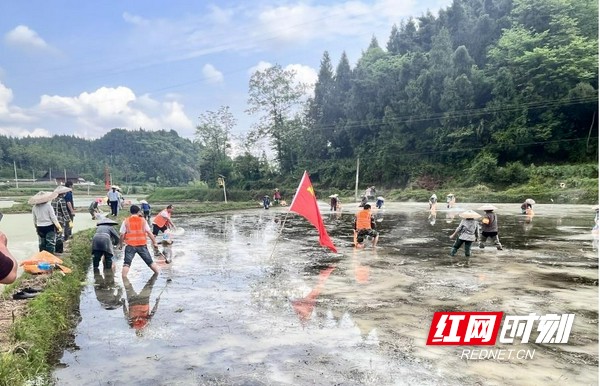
[0,229,94,386]
[0,201,258,385]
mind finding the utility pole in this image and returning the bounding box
[218,175,228,203]
[354,157,360,202]
[13,161,18,189]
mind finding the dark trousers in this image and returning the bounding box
[93,250,114,270]
[109,200,119,216]
[451,239,473,257]
[36,225,56,254]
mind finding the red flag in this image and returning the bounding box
[289,171,337,253]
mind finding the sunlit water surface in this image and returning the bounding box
[53,203,598,385]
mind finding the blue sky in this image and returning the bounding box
[0,0,451,140]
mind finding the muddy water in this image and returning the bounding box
[53,203,598,385]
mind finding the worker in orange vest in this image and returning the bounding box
[353,204,379,248]
[152,205,175,236]
[119,205,160,277]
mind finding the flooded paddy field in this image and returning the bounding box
[53,203,598,385]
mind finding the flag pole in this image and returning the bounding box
[267,211,291,260]
[267,170,309,260]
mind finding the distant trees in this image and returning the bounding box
[0,0,596,191]
[195,106,236,183]
[271,0,598,188]
[246,64,307,174]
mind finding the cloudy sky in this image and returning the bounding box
[0,0,451,140]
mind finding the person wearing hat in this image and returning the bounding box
[88,200,101,219]
[140,200,152,222]
[30,191,62,254]
[449,210,480,257]
[353,203,379,248]
[119,205,160,277]
[52,186,73,253]
[92,217,121,270]
[376,196,384,210]
[107,186,120,217]
[478,204,503,250]
[446,194,456,209]
[262,195,271,210]
[429,193,438,211]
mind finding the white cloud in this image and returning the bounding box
[247,61,317,96]
[0,82,32,124]
[285,64,318,89]
[120,0,426,65]
[4,25,56,54]
[0,84,194,138]
[0,127,51,138]
[202,64,224,84]
[247,61,273,76]
[122,12,150,26]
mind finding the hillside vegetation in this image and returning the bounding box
[0,0,595,198]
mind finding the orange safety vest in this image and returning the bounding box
[124,216,148,246]
[129,304,150,329]
[355,210,372,230]
[152,210,169,228]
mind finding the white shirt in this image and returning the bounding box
[107,190,120,201]
[32,202,58,227]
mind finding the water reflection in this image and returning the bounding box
[55,204,598,386]
[93,269,122,310]
[122,275,161,334]
[290,266,335,325]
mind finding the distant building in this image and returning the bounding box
[38,170,83,185]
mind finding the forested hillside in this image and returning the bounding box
[0,0,596,191]
[291,0,598,189]
[0,130,202,186]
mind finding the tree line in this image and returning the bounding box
[0,0,597,191]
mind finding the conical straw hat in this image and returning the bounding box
[459,210,481,219]
[477,204,498,211]
[54,186,72,195]
[28,191,58,205]
[97,218,119,226]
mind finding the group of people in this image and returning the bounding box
[25,180,176,281]
[429,193,457,211]
[263,188,287,209]
[449,204,503,258]
[91,203,175,276]
[30,181,76,255]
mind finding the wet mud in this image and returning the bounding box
[53,203,598,385]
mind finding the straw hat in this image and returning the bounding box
[139,200,148,204]
[28,191,58,205]
[525,198,535,205]
[54,186,72,195]
[459,210,481,219]
[96,218,118,226]
[477,204,498,211]
[328,194,338,198]
[377,196,384,200]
